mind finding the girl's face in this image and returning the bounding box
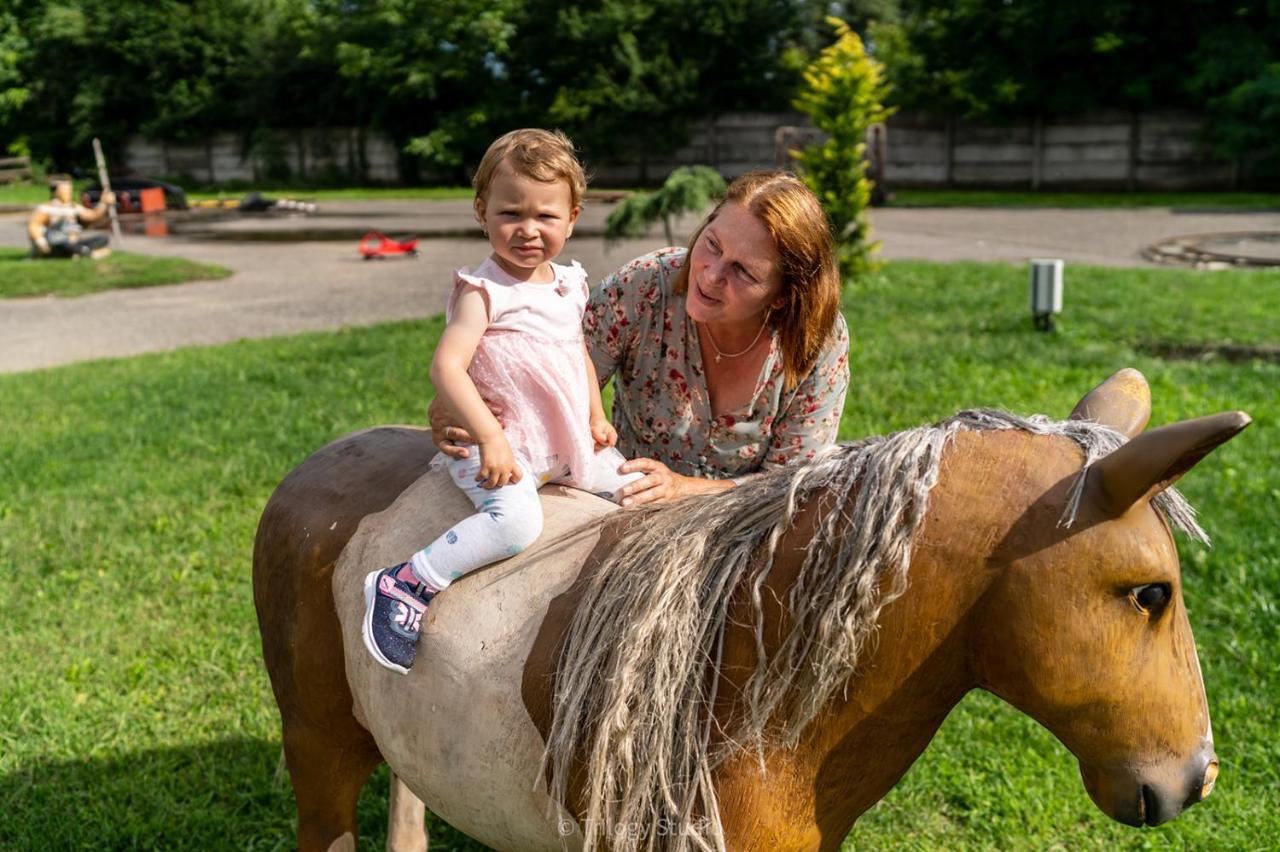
[475,167,580,281]
[686,201,784,331]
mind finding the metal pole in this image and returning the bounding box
[92,137,123,244]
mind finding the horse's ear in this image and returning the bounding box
[1069,368,1151,439]
[1087,411,1251,517]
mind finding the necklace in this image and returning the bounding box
[703,315,771,363]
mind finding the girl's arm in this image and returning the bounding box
[583,343,616,448]
[430,285,521,487]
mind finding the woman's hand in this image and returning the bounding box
[429,395,504,460]
[590,414,617,448]
[477,436,522,489]
[616,458,734,507]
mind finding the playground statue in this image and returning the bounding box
[27,176,115,259]
[254,368,1247,851]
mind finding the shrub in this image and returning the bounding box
[604,165,726,245]
[791,17,895,282]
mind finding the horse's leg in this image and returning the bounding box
[253,427,440,850]
[284,717,383,851]
[387,772,429,852]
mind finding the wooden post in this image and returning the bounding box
[92,138,123,244]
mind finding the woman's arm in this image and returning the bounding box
[583,343,616,448]
[430,285,521,487]
[582,262,641,388]
[616,459,736,507]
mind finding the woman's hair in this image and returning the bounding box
[472,128,587,209]
[672,170,842,389]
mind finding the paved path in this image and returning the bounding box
[2,201,1276,374]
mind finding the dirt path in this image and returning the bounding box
[1,201,1275,374]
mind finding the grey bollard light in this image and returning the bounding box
[1029,258,1064,332]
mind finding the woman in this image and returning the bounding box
[434,170,850,505]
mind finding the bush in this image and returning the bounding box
[791,17,894,282]
[604,165,726,245]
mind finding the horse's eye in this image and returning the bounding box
[1131,583,1172,614]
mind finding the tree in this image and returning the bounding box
[499,0,808,173]
[791,17,893,281]
[880,0,1279,120]
[0,8,30,151]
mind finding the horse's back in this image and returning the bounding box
[331,462,613,850]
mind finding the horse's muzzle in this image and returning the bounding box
[1080,744,1218,827]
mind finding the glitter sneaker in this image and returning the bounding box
[362,564,435,674]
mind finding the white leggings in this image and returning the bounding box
[409,446,641,590]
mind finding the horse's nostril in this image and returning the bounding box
[1137,784,1151,825]
[1201,759,1219,800]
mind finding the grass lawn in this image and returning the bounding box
[889,188,1280,209]
[0,247,232,298]
[0,181,55,206]
[0,260,1276,849]
[0,180,476,206]
[183,184,476,202]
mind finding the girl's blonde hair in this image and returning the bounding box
[672,170,842,389]
[472,129,587,209]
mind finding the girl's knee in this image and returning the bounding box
[485,500,543,555]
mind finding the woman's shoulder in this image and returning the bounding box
[600,247,686,298]
[618,246,686,279]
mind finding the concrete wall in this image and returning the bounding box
[592,109,1253,190]
[123,128,400,184]
[882,110,1244,190]
[121,111,1260,189]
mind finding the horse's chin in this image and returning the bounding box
[1078,755,1218,827]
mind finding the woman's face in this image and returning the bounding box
[686,202,784,331]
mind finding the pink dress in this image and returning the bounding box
[444,256,597,482]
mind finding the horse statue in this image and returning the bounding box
[253,369,1248,851]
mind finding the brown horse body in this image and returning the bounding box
[254,371,1244,850]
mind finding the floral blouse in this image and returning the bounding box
[584,247,850,479]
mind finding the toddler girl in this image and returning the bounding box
[363,128,641,673]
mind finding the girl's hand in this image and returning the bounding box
[590,415,617,448]
[477,436,522,489]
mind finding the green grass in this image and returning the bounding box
[0,248,232,298]
[183,184,476,202]
[0,181,62,206]
[0,179,477,205]
[890,188,1280,209]
[0,261,1276,848]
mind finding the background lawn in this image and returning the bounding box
[0,260,1275,849]
[0,247,232,299]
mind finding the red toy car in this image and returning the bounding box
[359,231,420,260]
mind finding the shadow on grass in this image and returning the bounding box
[0,736,489,850]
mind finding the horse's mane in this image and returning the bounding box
[542,410,1205,851]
